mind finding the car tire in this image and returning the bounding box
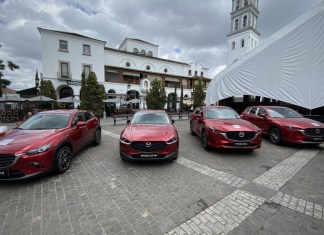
[190,122,195,135]
[269,127,282,145]
[54,146,72,173]
[201,130,209,150]
[92,128,101,146]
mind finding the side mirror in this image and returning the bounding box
[76,121,86,128]
[259,113,267,118]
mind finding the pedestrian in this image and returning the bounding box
[23,112,32,121]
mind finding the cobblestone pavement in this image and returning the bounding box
[0,118,324,234]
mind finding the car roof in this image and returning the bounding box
[37,109,88,115]
[203,106,233,110]
[135,110,167,114]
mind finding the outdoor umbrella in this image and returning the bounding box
[57,96,80,103]
[28,95,54,102]
[0,96,29,102]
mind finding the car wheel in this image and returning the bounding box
[55,146,72,173]
[93,128,101,146]
[190,122,195,135]
[269,128,282,144]
[201,130,209,150]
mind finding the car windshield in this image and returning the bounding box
[206,108,240,119]
[18,113,71,130]
[132,112,170,124]
[268,107,302,118]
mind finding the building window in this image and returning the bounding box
[140,49,146,55]
[194,71,198,76]
[232,41,236,50]
[146,65,150,71]
[234,19,239,31]
[188,70,192,76]
[236,0,240,10]
[244,0,248,6]
[59,40,68,51]
[241,39,245,48]
[201,72,204,76]
[83,65,91,78]
[243,15,247,28]
[83,44,91,55]
[133,48,138,53]
[60,62,70,78]
[251,38,254,48]
[126,61,130,67]
[147,51,153,57]
[164,68,168,73]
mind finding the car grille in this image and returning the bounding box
[0,154,16,168]
[226,131,256,141]
[131,141,166,152]
[304,128,324,136]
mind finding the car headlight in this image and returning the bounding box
[208,128,226,135]
[15,144,52,157]
[284,125,305,132]
[256,129,262,135]
[120,136,131,145]
[166,135,178,144]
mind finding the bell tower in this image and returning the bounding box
[227,0,261,65]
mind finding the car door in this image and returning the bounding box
[192,108,203,135]
[69,112,87,151]
[254,108,269,133]
[84,111,97,143]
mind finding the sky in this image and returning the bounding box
[0,0,322,91]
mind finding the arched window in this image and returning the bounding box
[241,39,245,48]
[232,41,236,50]
[133,48,138,53]
[244,0,248,6]
[147,51,153,57]
[236,0,240,10]
[107,89,116,99]
[234,19,239,30]
[243,15,247,28]
[251,38,254,48]
[140,49,146,55]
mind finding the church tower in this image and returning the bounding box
[227,0,260,65]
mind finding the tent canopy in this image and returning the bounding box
[206,1,324,110]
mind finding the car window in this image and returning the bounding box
[132,113,170,124]
[84,112,93,121]
[19,113,71,130]
[72,113,85,126]
[257,108,267,116]
[249,107,257,115]
[268,107,302,118]
[206,108,240,119]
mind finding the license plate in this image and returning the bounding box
[139,153,159,158]
[312,137,323,141]
[0,168,9,178]
[234,142,248,146]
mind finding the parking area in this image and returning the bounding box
[1,118,324,235]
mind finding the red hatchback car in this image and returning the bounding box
[240,106,324,145]
[119,110,179,161]
[190,106,262,150]
[0,110,101,180]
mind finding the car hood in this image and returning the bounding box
[122,124,177,142]
[273,118,324,129]
[0,129,60,152]
[205,119,259,132]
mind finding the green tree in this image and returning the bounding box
[39,79,57,100]
[146,78,166,109]
[192,77,205,108]
[0,59,19,96]
[80,71,105,117]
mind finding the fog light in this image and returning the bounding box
[30,162,44,168]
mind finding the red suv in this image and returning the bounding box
[0,110,101,180]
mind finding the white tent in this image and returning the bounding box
[206,1,324,110]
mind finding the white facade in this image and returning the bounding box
[38,28,210,110]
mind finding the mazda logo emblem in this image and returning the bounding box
[239,132,245,137]
[146,142,151,147]
[315,129,320,134]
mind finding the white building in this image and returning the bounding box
[38,28,210,111]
